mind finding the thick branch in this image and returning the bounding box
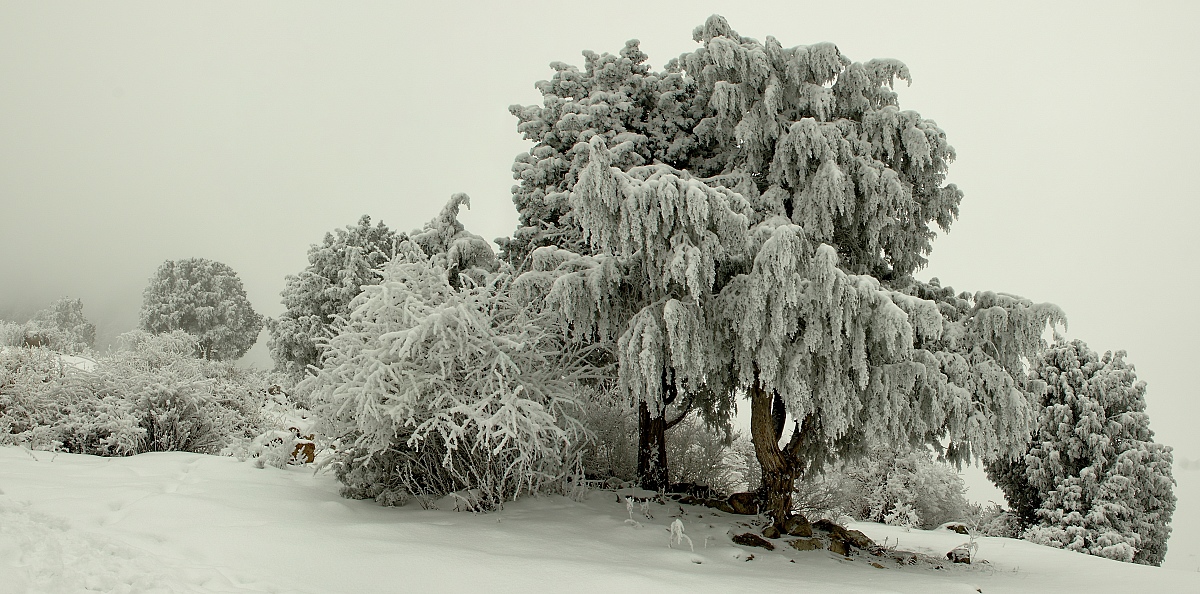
[664,391,695,430]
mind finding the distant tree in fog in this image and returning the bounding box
[140,258,262,360]
[0,297,96,354]
[28,297,96,353]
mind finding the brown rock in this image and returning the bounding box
[945,523,970,535]
[762,525,781,539]
[732,532,775,550]
[812,519,874,550]
[709,499,736,514]
[870,562,886,569]
[726,492,759,515]
[946,546,972,564]
[828,537,849,556]
[783,514,813,537]
[813,519,838,532]
[841,528,874,549]
[788,537,824,551]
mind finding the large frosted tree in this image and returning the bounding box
[987,340,1175,566]
[268,216,405,376]
[511,16,1065,519]
[140,258,263,361]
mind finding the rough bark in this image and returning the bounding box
[750,381,797,529]
[636,401,669,491]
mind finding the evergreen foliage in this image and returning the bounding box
[268,216,405,376]
[987,340,1176,566]
[140,258,263,361]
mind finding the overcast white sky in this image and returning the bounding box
[2,0,1198,566]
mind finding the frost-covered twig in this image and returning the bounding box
[669,518,694,551]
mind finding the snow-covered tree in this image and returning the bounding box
[26,297,96,353]
[307,196,583,510]
[1,297,97,353]
[510,17,1064,523]
[407,193,499,286]
[532,138,747,490]
[140,258,263,360]
[987,340,1175,566]
[502,39,691,265]
[268,216,404,376]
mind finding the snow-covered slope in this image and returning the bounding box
[0,447,1193,593]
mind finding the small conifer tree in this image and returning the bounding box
[987,340,1176,566]
[268,216,404,376]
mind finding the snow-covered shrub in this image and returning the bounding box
[576,385,746,495]
[308,253,589,511]
[577,384,637,483]
[0,322,23,347]
[732,434,761,492]
[964,501,1023,538]
[0,298,96,354]
[0,345,146,455]
[792,473,855,522]
[666,418,742,496]
[28,298,96,353]
[820,448,968,529]
[224,384,317,469]
[987,340,1175,566]
[0,346,69,446]
[1,331,286,457]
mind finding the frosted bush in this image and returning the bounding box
[0,322,23,347]
[576,384,747,496]
[0,298,96,354]
[577,385,637,483]
[965,501,1023,538]
[0,346,70,446]
[797,447,968,529]
[665,418,742,496]
[988,340,1175,566]
[0,331,285,457]
[308,254,590,511]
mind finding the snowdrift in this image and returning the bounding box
[0,447,1192,593]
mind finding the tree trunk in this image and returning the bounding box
[636,401,669,491]
[750,382,795,529]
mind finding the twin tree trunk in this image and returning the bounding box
[634,373,802,530]
[750,381,803,529]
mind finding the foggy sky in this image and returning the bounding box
[2,0,1198,567]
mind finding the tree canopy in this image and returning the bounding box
[507,16,1065,522]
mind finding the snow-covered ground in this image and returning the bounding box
[0,447,1194,593]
